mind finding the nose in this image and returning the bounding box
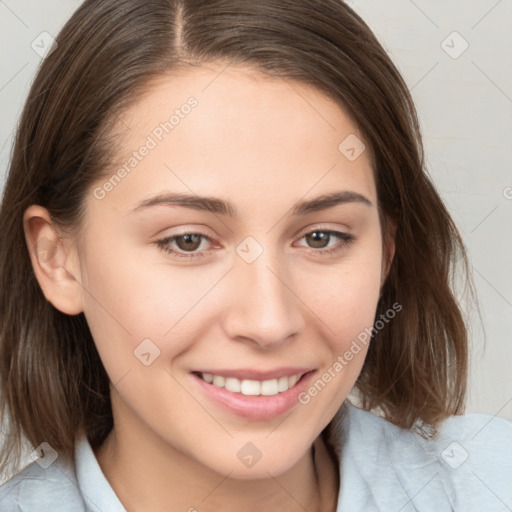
[221,247,305,349]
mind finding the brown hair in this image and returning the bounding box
[0,0,473,476]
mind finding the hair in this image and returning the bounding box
[0,0,474,477]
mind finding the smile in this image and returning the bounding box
[198,372,303,396]
[191,367,316,420]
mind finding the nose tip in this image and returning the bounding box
[222,258,305,349]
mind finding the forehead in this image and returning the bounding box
[94,63,376,216]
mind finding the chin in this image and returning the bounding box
[198,442,308,481]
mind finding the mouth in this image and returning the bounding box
[190,368,316,420]
[193,371,305,396]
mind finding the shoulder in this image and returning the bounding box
[0,452,86,511]
[330,402,512,511]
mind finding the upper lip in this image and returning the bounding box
[192,367,314,381]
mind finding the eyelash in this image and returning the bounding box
[155,228,355,260]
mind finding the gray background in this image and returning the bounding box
[0,0,510,429]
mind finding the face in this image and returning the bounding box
[67,64,390,478]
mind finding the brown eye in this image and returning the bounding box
[297,229,354,256]
[155,232,214,260]
[174,234,203,252]
[305,231,331,249]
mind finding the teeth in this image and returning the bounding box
[224,377,241,393]
[277,376,289,392]
[212,375,225,387]
[241,380,260,395]
[201,372,303,396]
[260,379,278,396]
[288,375,300,387]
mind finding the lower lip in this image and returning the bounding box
[191,371,316,421]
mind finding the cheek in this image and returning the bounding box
[79,240,224,376]
[303,243,383,351]
[293,248,382,423]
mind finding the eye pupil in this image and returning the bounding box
[307,231,329,248]
[176,234,202,251]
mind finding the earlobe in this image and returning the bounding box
[23,205,84,315]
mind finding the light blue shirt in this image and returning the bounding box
[1,401,510,511]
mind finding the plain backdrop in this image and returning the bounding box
[0,0,510,449]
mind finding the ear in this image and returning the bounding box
[380,216,396,289]
[23,205,84,315]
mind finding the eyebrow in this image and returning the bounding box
[130,190,373,217]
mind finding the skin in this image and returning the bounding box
[24,63,394,512]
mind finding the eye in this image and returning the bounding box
[296,228,354,256]
[155,232,214,259]
[155,227,355,260]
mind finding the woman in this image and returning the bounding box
[0,1,510,510]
